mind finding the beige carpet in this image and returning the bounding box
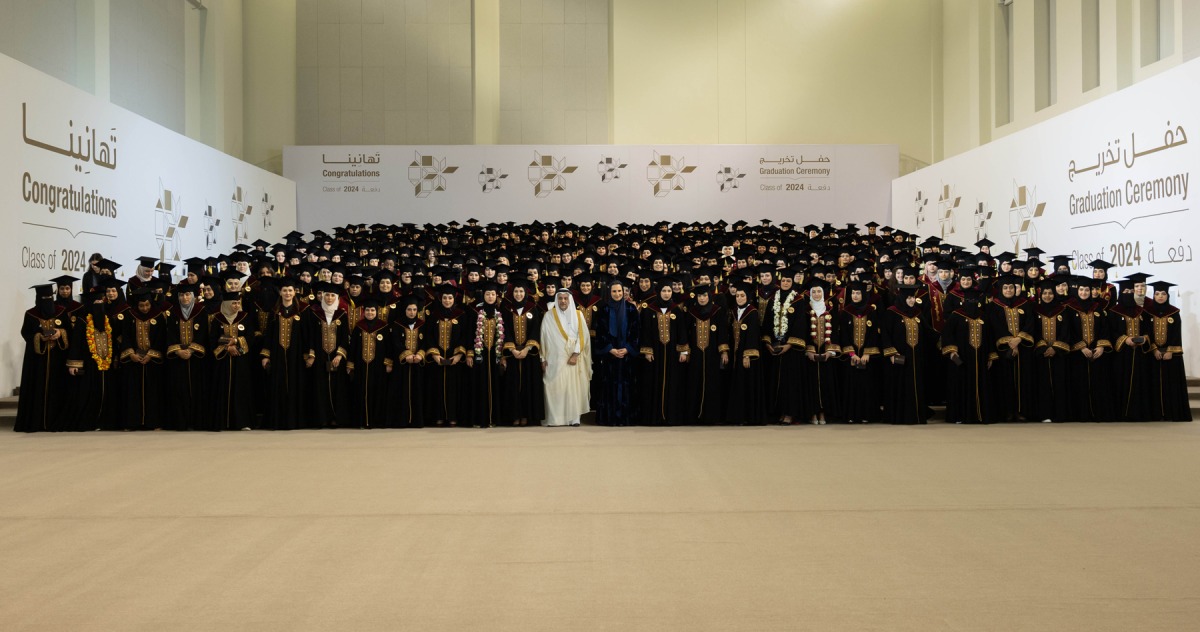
[1,422,1199,631]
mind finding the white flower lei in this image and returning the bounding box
[474,308,505,363]
[772,289,797,341]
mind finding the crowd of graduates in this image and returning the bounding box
[14,218,1191,433]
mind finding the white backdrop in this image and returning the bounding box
[284,144,897,229]
[0,53,297,395]
[892,57,1200,355]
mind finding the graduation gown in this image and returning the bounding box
[1108,301,1153,421]
[880,303,930,424]
[117,309,167,429]
[1145,302,1191,421]
[592,300,640,426]
[1065,298,1114,422]
[465,304,505,427]
[424,306,470,424]
[65,307,120,431]
[347,318,392,428]
[165,305,208,430]
[725,305,765,425]
[683,303,729,425]
[836,302,883,423]
[502,303,545,424]
[15,304,70,432]
[637,298,687,426]
[260,304,306,430]
[800,301,842,421]
[1030,300,1071,422]
[941,307,997,424]
[760,291,806,421]
[388,317,427,428]
[302,305,350,428]
[207,310,257,430]
[985,296,1035,421]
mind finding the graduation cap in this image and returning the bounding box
[1023,247,1045,259]
[974,238,995,249]
[1049,255,1073,269]
[1122,272,1152,284]
[1150,281,1176,293]
[360,295,383,309]
[174,283,198,295]
[98,276,126,289]
[284,230,305,243]
[220,291,241,301]
[1086,259,1115,271]
[155,262,177,276]
[135,256,158,269]
[251,239,271,248]
[865,221,880,229]
[50,274,78,287]
[313,281,341,294]
[274,276,298,289]
[30,284,54,299]
[732,220,749,230]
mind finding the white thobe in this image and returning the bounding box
[540,308,593,426]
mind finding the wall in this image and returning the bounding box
[110,0,186,134]
[295,0,474,146]
[611,0,944,166]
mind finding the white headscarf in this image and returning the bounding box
[555,289,581,352]
[809,286,827,317]
[320,292,338,323]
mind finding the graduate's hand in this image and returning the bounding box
[987,359,994,369]
[950,352,960,363]
[449,354,462,365]
[500,358,508,370]
[643,352,653,362]
[542,360,548,370]
[1008,338,1020,351]
[1044,348,1055,358]
[466,356,474,368]
[178,349,192,360]
[68,367,80,376]
[806,351,817,362]
[386,364,393,373]
[261,358,269,369]
[679,352,688,363]
[305,357,315,368]
[1081,348,1094,359]
[1164,351,1174,360]
[849,354,860,367]
[824,351,836,360]
[720,351,729,368]
[47,329,60,341]
[742,356,750,369]
[331,355,343,368]
[407,354,420,364]
[141,354,151,365]
[1092,348,1104,359]
[1154,349,1163,360]
[860,354,870,365]
[765,343,775,355]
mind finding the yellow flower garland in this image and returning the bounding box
[86,314,113,371]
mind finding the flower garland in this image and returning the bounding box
[810,306,833,346]
[474,309,504,363]
[86,314,113,371]
[772,289,797,341]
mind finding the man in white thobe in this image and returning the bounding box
[541,289,592,426]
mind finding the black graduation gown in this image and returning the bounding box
[760,292,806,422]
[15,305,70,432]
[592,300,640,426]
[65,307,120,431]
[387,318,427,428]
[880,304,929,424]
[836,302,883,423]
[502,304,545,424]
[637,299,687,426]
[347,318,392,428]
[1108,302,1153,421]
[260,305,306,430]
[164,305,208,430]
[207,311,257,430]
[302,306,350,428]
[800,301,842,421]
[1145,302,1191,421]
[1030,301,1071,422]
[940,308,997,424]
[117,310,167,430]
[464,304,505,427]
[424,306,470,425]
[984,297,1035,421]
[683,303,729,425]
[725,305,765,425]
[1064,299,1114,422]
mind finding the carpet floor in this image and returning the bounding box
[1,422,1198,631]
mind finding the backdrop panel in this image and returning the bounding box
[892,57,1200,355]
[284,144,897,229]
[0,53,298,395]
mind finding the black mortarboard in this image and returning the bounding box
[50,275,78,286]
[1122,273,1152,283]
[135,256,158,268]
[1150,281,1177,292]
